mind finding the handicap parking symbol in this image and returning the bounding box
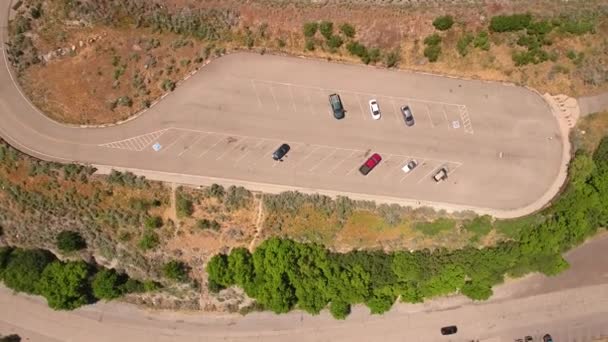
[452,120,461,129]
[152,142,162,152]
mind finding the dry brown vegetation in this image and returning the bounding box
[6,0,608,125]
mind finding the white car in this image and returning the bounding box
[401,160,418,173]
[369,99,381,120]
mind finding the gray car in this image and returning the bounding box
[401,105,415,126]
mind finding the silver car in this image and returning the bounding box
[401,105,415,126]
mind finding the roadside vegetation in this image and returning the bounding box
[6,1,607,125]
[0,246,156,310]
[208,135,608,318]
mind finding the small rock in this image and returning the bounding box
[71,45,76,51]
[79,40,83,47]
[132,44,142,51]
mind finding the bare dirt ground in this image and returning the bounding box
[8,0,608,124]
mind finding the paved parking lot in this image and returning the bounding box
[93,52,563,212]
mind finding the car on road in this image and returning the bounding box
[369,99,381,120]
[329,93,345,120]
[272,143,290,161]
[359,153,382,175]
[542,335,553,342]
[433,167,448,182]
[401,105,415,126]
[524,337,533,342]
[440,326,457,335]
[401,160,418,173]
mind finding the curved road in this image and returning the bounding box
[0,1,565,218]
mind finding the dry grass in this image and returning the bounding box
[10,0,608,125]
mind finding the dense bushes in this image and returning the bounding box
[490,13,533,32]
[433,15,454,31]
[208,136,608,318]
[423,34,442,62]
[56,230,86,252]
[0,247,153,310]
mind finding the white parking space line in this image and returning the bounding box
[268,85,280,111]
[346,161,362,176]
[234,139,265,164]
[356,95,367,121]
[305,89,315,116]
[390,98,402,124]
[295,146,320,167]
[158,132,190,154]
[216,137,247,160]
[309,149,337,172]
[250,80,262,107]
[328,150,356,174]
[442,105,450,129]
[198,135,224,158]
[416,165,441,184]
[288,85,297,112]
[178,133,208,157]
[425,104,435,128]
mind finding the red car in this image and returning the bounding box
[359,153,382,175]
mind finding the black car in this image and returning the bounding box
[543,334,553,342]
[329,93,345,119]
[440,326,458,335]
[272,143,290,161]
[401,105,415,126]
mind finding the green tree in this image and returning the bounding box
[326,35,344,49]
[36,261,92,310]
[3,249,54,294]
[0,247,13,279]
[207,253,233,290]
[489,13,532,32]
[461,280,493,300]
[339,23,356,38]
[227,248,255,294]
[144,215,163,229]
[92,268,123,300]
[329,300,350,319]
[56,231,86,252]
[163,260,190,282]
[433,15,454,31]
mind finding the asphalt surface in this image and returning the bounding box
[0,1,564,216]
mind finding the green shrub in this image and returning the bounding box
[424,45,442,62]
[305,39,315,51]
[197,218,221,231]
[56,231,86,252]
[138,229,159,250]
[0,247,13,279]
[414,218,455,235]
[144,215,163,229]
[433,15,454,31]
[554,16,596,35]
[346,41,369,63]
[176,190,194,218]
[319,21,334,40]
[329,300,351,319]
[92,269,123,300]
[225,186,252,211]
[423,33,442,46]
[303,22,318,38]
[339,23,356,38]
[36,261,92,310]
[366,47,381,64]
[457,33,474,56]
[117,96,133,107]
[463,215,493,238]
[161,79,176,92]
[473,31,490,51]
[326,35,344,49]
[162,260,190,282]
[383,49,400,68]
[489,13,532,32]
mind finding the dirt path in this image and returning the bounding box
[578,92,608,116]
[248,194,265,251]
